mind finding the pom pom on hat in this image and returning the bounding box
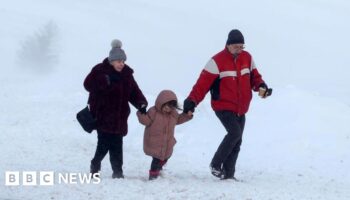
[111,39,122,48]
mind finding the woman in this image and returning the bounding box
[84,39,148,179]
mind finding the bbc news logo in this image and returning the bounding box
[5,171,100,186]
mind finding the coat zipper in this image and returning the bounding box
[234,56,241,114]
[160,114,171,160]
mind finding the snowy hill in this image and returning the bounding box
[1,0,350,199]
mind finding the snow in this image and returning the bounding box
[1,0,350,199]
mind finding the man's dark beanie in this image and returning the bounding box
[226,29,245,45]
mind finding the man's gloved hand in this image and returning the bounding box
[183,99,196,114]
[258,83,272,98]
[138,104,147,115]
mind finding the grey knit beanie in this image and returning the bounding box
[108,39,127,62]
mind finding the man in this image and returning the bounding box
[183,29,271,180]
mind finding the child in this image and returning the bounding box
[137,90,193,180]
[84,39,147,179]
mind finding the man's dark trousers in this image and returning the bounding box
[211,110,245,178]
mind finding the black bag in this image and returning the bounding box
[76,106,96,133]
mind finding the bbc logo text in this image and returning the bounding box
[5,171,100,186]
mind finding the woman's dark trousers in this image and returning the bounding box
[91,131,123,174]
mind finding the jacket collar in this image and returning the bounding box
[223,47,247,59]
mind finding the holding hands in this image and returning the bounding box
[138,104,147,115]
[183,99,196,114]
[186,111,193,117]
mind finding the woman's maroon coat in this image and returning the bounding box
[84,58,147,135]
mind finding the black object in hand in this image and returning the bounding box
[265,88,273,97]
[259,83,272,97]
[183,99,196,114]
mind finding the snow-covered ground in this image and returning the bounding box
[1,0,350,199]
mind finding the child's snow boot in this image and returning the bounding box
[149,170,160,180]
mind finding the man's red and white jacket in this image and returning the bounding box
[187,48,265,115]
